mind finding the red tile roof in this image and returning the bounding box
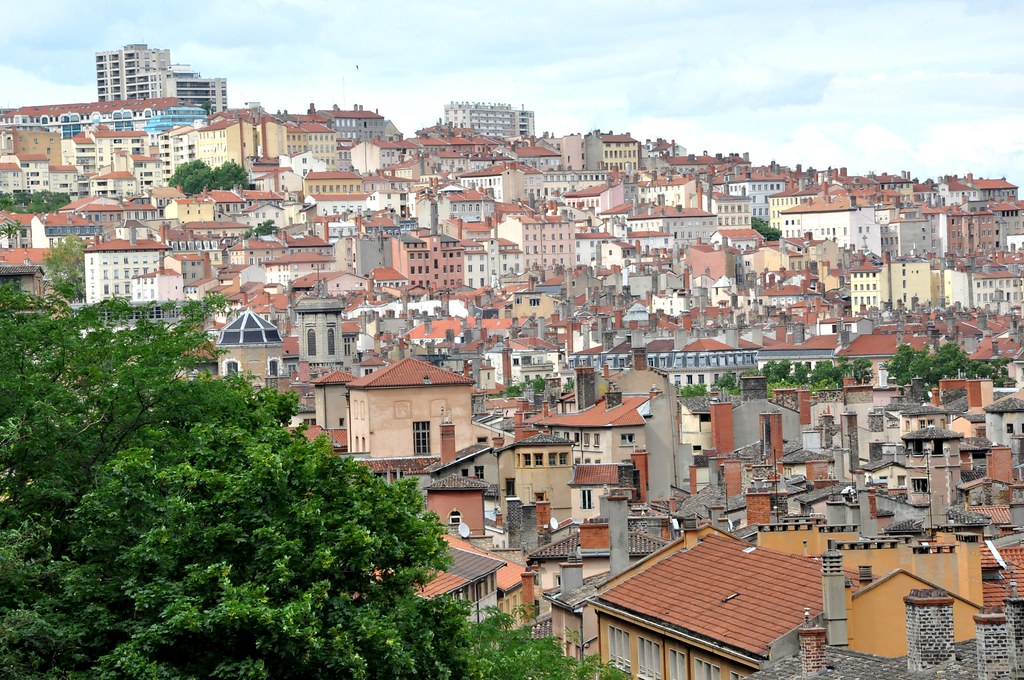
[836,334,929,357]
[85,239,169,252]
[347,357,474,389]
[535,395,648,428]
[311,369,356,385]
[597,534,823,658]
[570,464,622,486]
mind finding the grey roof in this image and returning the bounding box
[960,436,993,451]
[985,396,1024,414]
[901,425,964,440]
[780,449,833,464]
[0,264,42,276]
[895,403,950,417]
[674,483,748,517]
[448,546,505,582]
[944,505,992,527]
[748,639,977,679]
[958,412,987,423]
[527,531,668,561]
[425,475,492,491]
[679,395,739,414]
[960,468,986,483]
[425,444,492,473]
[885,518,925,534]
[496,433,573,451]
[218,309,283,346]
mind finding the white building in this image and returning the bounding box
[96,44,228,112]
[84,237,171,304]
[443,102,535,139]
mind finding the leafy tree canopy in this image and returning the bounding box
[679,384,709,397]
[245,219,279,239]
[0,289,471,678]
[751,216,781,242]
[885,342,1010,390]
[169,160,249,195]
[0,191,70,214]
[43,235,86,301]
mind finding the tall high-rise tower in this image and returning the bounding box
[96,43,228,112]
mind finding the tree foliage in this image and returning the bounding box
[0,289,472,678]
[169,160,249,195]
[751,216,781,242]
[43,235,86,301]
[468,607,626,680]
[885,342,1010,390]
[0,191,70,214]
[245,219,279,239]
[754,358,873,391]
[678,384,709,397]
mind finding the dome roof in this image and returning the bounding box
[218,309,283,346]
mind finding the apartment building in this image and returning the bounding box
[84,236,171,303]
[443,102,535,139]
[96,44,227,112]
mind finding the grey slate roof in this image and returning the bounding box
[425,475,492,491]
[218,308,283,346]
[985,396,1024,413]
[527,531,668,561]
[901,426,964,440]
[748,640,977,679]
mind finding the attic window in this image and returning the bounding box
[423,375,432,385]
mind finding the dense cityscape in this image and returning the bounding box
[3,34,1024,679]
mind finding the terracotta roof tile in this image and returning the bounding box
[347,357,474,389]
[570,464,624,486]
[596,534,823,658]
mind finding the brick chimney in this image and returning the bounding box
[723,458,743,498]
[630,450,649,503]
[710,399,735,455]
[536,499,551,533]
[988,446,1013,483]
[746,486,772,526]
[904,589,955,672]
[1004,582,1024,678]
[440,419,456,465]
[574,366,597,411]
[975,606,1011,680]
[759,411,784,464]
[799,615,828,676]
[579,521,609,550]
[631,345,648,370]
[797,389,812,426]
[520,568,537,618]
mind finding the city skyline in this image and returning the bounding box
[4,0,1023,180]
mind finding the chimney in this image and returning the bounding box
[1004,583,1024,679]
[859,487,878,536]
[1011,484,1024,528]
[723,459,743,497]
[630,450,649,503]
[974,606,1012,680]
[988,446,1013,483]
[579,520,610,551]
[710,400,735,455]
[605,383,623,409]
[822,544,849,646]
[574,366,597,411]
[797,389,811,426]
[606,493,630,576]
[520,504,538,551]
[799,616,829,676]
[746,486,772,526]
[440,419,456,465]
[741,375,768,401]
[858,565,874,584]
[904,589,955,672]
[759,411,784,464]
[559,559,584,596]
[631,345,648,371]
[520,568,538,618]
[536,500,551,533]
[506,497,523,549]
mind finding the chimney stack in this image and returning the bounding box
[904,589,955,672]
[710,399,735,455]
[974,606,1012,680]
[606,493,630,576]
[822,544,849,646]
[440,418,456,465]
[799,615,828,676]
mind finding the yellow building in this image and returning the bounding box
[851,257,933,311]
[346,357,477,457]
[768,185,818,232]
[285,122,338,171]
[303,170,363,196]
[195,117,285,169]
[584,131,640,172]
[164,196,216,222]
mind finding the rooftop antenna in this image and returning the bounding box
[457,522,470,539]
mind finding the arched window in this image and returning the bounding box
[307,329,317,356]
[225,360,239,376]
[448,510,462,526]
[327,328,336,355]
[268,359,279,377]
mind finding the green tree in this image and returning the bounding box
[168,159,214,194]
[679,384,709,397]
[0,290,472,677]
[468,607,626,680]
[751,217,781,241]
[762,360,793,385]
[712,372,740,395]
[43,234,86,300]
[810,361,844,389]
[212,160,249,190]
[885,345,933,387]
[245,219,279,239]
[0,191,70,213]
[884,342,1005,390]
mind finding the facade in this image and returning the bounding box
[443,102,535,139]
[96,44,227,112]
[84,237,171,303]
[216,309,284,383]
[584,131,640,172]
[0,97,203,140]
[346,358,476,457]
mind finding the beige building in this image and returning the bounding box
[346,358,477,457]
[584,131,640,172]
[216,309,285,384]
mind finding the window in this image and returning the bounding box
[729,673,743,680]
[559,452,568,465]
[621,433,636,446]
[1008,423,1015,434]
[474,465,484,478]
[307,329,317,356]
[523,454,532,466]
[327,328,336,355]
[534,453,544,466]
[581,489,593,510]
[413,421,431,455]
[669,650,687,680]
[638,637,662,679]
[911,478,929,493]
[594,434,600,446]
[268,359,279,377]
[448,510,462,526]
[505,478,515,496]
[549,452,558,466]
[225,360,239,376]
[694,659,720,680]
[608,626,631,672]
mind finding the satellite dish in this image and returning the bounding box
[457,522,471,539]
[549,517,559,531]
[671,517,680,531]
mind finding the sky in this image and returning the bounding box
[5,0,1024,182]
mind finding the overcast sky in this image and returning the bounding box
[5,0,1024,182]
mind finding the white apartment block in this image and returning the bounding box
[96,44,228,112]
[443,102,535,139]
[84,237,171,304]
